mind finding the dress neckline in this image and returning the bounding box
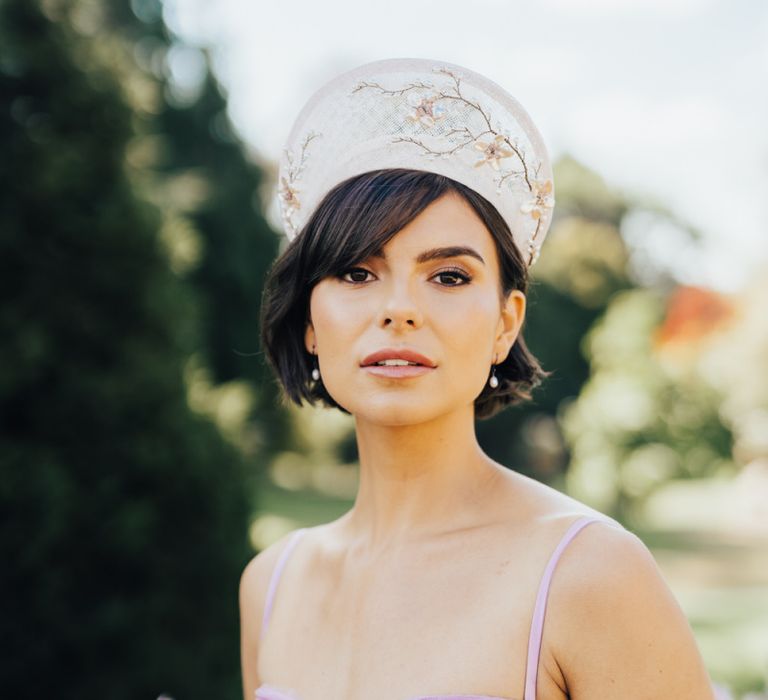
[256,681,516,700]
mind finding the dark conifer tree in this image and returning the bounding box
[0,2,251,697]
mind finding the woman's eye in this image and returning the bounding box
[434,268,472,286]
[339,267,372,283]
[338,267,472,286]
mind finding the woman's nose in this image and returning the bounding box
[377,279,423,329]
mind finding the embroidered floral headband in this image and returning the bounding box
[277,57,555,266]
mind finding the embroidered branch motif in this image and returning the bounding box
[279,130,321,236]
[351,66,534,192]
[521,179,555,265]
[350,66,554,266]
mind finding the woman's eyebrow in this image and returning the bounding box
[371,246,486,266]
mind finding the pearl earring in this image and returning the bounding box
[311,346,320,381]
[489,354,499,388]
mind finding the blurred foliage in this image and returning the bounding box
[545,152,628,223]
[560,250,767,528]
[562,288,734,522]
[91,1,292,459]
[697,274,768,466]
[140,46,289,447]
[0,0,256,697]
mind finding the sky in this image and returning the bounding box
[162,0,768,292]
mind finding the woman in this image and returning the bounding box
[240,58,717,699]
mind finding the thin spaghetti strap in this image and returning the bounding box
[523,515,619,700]
[260,528,308,642]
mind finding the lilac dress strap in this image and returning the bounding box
[260,528,309,642]
[523,515,619,700]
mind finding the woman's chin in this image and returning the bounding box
[349,400,438,426]
[347,395,471,427]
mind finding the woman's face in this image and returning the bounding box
[304,191,526,425]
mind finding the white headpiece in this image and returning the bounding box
[276,57,555,266]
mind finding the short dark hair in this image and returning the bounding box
[260,168,547,420]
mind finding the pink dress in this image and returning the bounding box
[255,515,621,700]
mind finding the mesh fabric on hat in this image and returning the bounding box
[276,57,554,266]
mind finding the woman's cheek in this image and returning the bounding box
[311,284,358,335]
[438,288,498,327]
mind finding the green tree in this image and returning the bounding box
[85,0,294,470]
[1,2,250,697]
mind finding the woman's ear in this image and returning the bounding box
[304,318,316,354]
[494,289,526,361]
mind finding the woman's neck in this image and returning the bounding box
[341,405,509,554]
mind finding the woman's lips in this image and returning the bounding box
[361,365,436,378]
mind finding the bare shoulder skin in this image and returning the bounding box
[239,530,306,700]
[544,519,717,699]
[511,471,716,698]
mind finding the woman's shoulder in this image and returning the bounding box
[239,527,313,625]
[241,527,303,578]
[532,501,715,698]
[542,509,649,592]
[239,527,315,695]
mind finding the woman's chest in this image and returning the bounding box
[258,536,567,700]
